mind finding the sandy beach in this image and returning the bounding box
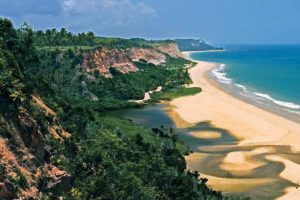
[167,52,300,199]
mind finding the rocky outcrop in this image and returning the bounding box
[83,48,138,77]
[128,48,166,65]
[32,94,72,141]
[0,94,72,199]
[18,107,46,161]
[0,134,39,199]
[42,164,72,193]
[82,43,183,77]
[156,43,183,58]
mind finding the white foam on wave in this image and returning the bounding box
[235,84,247,92]
[211,64,232,84]
[219,64,226,70]
[254,92,300,109]
[209,62,300,112]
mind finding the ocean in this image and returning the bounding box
[190,45,300,120]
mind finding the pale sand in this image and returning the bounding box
[201,173,275,193]
[169,52,300,198]
[220,151,265,172]
[267,155,300,200]
[186,152,274,193]
[190,131,222,139]
[171,59,300,149]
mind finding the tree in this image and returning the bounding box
[86,31,95,46]
[0,18,17,50]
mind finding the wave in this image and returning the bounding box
[209,64,300,111]
[211,64,232,84]
[254,92,300,109]
[235,84,247,92]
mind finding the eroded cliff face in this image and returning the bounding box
[82,43,183,77]
[0,95,71,199]
[82,48,138,77]
[128,47,166,65]
[156,43,183,58]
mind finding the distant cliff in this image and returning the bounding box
[83,42,183,77]
[175,39,223,51]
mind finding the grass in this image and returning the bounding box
[150,87,201,101]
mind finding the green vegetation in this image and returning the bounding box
[163,55,193,70]
[31,48,192,111]
[56,114,222,199]
[33,28,174,51]
[89,63,191,100]
[0,18,246,199]
[33,28,96,47]
[175,39,223,52]
[150,87,202,101]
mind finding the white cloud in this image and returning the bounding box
[61,0,157,26]
[62,0,76,11]
[4,0,157,36]
[137,2,156,16]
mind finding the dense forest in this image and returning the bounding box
[33,28,173,50]
[0,18,245,199]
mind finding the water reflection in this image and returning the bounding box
[114,103,237,152]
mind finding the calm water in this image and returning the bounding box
[113,104,236,151]
[191,45,300,118]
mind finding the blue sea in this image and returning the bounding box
[191,45,300,119]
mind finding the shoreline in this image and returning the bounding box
[186,50,300,124]
[182,50,225,54]
[207,65,300,124]
[184,51,300,124]
[181,50,224,60]
[166,52,300,199]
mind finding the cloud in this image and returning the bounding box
[61,0,157,26]
[61,0,156,16]
[62,0,76,11]
[137,2,157,16]
[0,0,156,30]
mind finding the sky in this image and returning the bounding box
[0,0,300,44]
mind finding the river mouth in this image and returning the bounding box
[113,103,300,199]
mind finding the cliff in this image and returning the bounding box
[82,48,138,77]
[128,47,166,65]
[156,43,183,58]
[0,95,71,199]
[82,43,183,77]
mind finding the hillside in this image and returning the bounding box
[0,18,229,199]
[175,39,223,51]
